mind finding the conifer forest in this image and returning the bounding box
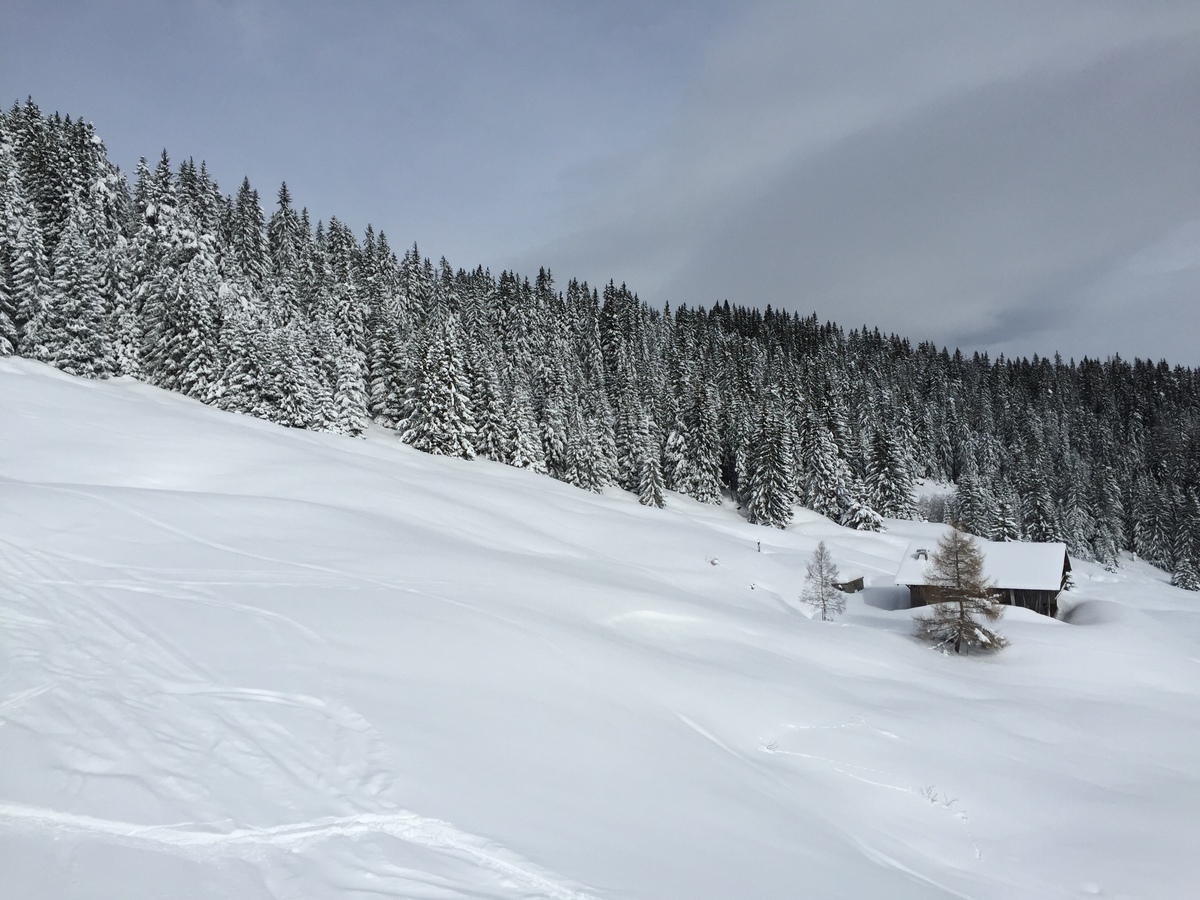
[2,99,1198,588]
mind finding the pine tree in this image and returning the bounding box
[212,302,269,417]
[567,409,608,493]
[801,541,845,620]
[953,473,995,538]
[662,421,688,492]
[329,339,370,436]
[914,525,1008,654]
[0,142,20,353]
[26,209,112,376]
[682,382,723,504]
[797,410,850,521]
[139,230,221,400]
[506,384,547,472]
[258,321,316,428]
[864,428,915,518]
[637,419,665,508]
[9,189,50,356]
[399,310,476,459]
[992,492,1022,542]
[745,396,793,528]
[470,351,510,462]
[1172,557,1200,592]
[841,497,884,532]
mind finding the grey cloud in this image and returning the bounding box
[532,9,1200,365]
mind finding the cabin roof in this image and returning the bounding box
[894,538,1069,592]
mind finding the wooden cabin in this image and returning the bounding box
[894,539,1071,618]
[833,569,865,593]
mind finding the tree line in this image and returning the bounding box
[2,99,1198,589]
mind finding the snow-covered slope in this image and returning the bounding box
[2,358,1198,900]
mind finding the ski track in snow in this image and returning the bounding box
[0,512,597,900]
[0,803,600,900]
[761,742,985,863]
[0,536,394,804]
[2,476,572,655]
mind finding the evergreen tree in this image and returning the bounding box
[328,338,370,436]
[745,396,793,528]
[662,421,688,492]
[26,209,112,376]
[567,409,609,493]
[798,410,850,521]
[507,384,546,472]
[0,142,20,353]
[953,473,995,538]
[139,230,221,400]
[841,497,884,532]
[259,321,315,428]
[914,526,1008,654]
[399,310,476,459]
[9,188,50,356]
[1172,557,1200,592]
[470,352,510,462]
[682,382,723,504]
[992,492,1022,542]
[212,301,269,417]
[864,428,915,519]
[637,419,666,508]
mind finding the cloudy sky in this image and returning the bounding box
[4,0,1199,364]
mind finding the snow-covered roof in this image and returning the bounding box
[894,538,1068,592]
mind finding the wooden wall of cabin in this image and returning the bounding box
[907,585,1060,618]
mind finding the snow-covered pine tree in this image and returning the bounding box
[506,383,546,473]
[26,208,112,376]
[399,309,476,459]
[745,396,793,528]
[0,140,20,354]
[841,497,884,532]
[992,490,1022,542]
[637,417,666,508]
[258,321,316,429]
[798,410,850,522]
[8,181,50,357]
[1088,462,1123,568]
[327,333,370,437]
[1170,491,1200,591]
[138,229,221,400]
[212,301,269,417]
[566,407,608,493]
[267,182,304,320]
[953,472,995,538]
[864,427,915,519]
[470,351,510,462]
[682,382,723,504]
[1173,557,1200,592]
[662,420,687,493]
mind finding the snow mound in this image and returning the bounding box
[1063,598,1133,626]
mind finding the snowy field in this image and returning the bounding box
[2,357,1199,900]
